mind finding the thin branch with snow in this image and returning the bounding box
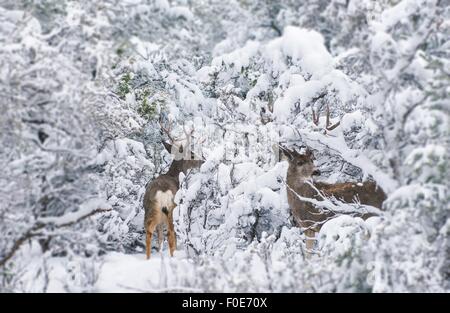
[0,205,111,268]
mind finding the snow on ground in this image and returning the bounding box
[44,249,198,293]
[95,250,196,292]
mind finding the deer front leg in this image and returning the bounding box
[145,229,152,259]
[304,229,316,258]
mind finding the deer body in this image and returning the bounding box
[283,147,386,251]
[143,174,178,259]
[287,173,386,231]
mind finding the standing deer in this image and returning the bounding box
[281,106,386,252]
[143,122,203,259]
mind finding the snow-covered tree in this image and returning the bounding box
[0,0,448,293]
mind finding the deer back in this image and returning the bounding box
[143,174,179,226]
[317,181,386,210]
[287,177,386,231]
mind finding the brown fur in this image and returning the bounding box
[282,147,387,251]
[143,142,203,259]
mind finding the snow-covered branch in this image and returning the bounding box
[283,179,384,218]
[0,201,111,268]
[298,130,398,194]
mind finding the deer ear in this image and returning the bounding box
[162,141,172,153]
[279,146,294,161]
[305,148,314,159]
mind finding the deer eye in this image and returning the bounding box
[296,160,304,166]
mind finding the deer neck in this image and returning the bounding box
[286,165,312,187]
[166,164,182,185]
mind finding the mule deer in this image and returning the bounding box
[143,121,203,259]
[281,146,386,252]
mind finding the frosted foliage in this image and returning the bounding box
[0,0,448,292]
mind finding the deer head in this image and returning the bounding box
[280,146,321,178]
[159,119,204,176]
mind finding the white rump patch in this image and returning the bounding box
[155,190,174,211]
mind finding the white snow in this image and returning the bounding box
[129,37,159,59]
[168,6,194,21]
[341,110,365,132]
[212,41,260,73]
[95,251,198,292]
[273,80,324,119]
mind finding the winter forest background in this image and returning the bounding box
[0,0,449,292]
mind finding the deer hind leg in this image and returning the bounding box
[145,221,158,260]
[157,224,164,252]
[304,229,316,257]
[167,212,177,257]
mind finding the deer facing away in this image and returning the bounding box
[143,123,203,259]
[281,147,386,252]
